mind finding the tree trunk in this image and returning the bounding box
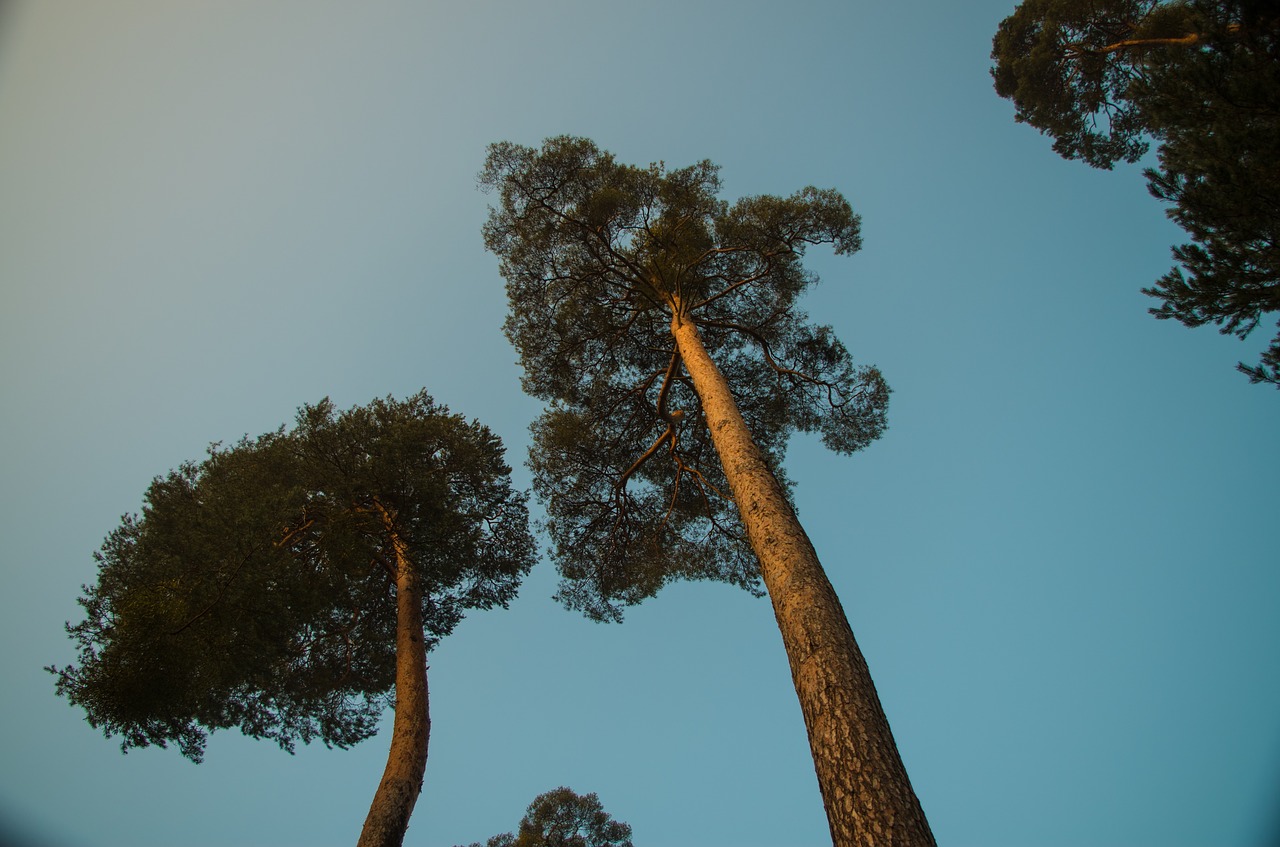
[671,314,935,847]
[358,522,431,847]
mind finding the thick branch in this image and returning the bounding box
[1070,23,1243,56]
[1076,32,1205,54]
[614,347,683,492]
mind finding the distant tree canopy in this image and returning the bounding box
[457,787,634,847]
[50,392,535,847]
[992,0,1280,386]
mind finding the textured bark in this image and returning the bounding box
[358,516,430,847]
[671,315,935,847]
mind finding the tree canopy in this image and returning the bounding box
[457,787,634,847]
[991,0,1280,386]
[49,390,534,847]
[480,136,888,620]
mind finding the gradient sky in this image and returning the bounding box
[1,2,1277,846]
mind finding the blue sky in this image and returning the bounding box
[1,2,1277,846]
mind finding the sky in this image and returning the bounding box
[0,2,1277,846]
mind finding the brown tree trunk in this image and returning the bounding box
[671,314,935,847]
[358,518,431,847]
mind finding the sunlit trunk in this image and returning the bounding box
[671,314,935,847]
[357,522,430,847]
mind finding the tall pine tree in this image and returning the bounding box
[50,392,535,847]
[481,136,932,847]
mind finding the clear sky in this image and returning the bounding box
[1,2,1277,846]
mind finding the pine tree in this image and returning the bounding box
[49,392,535,847]
[481,136,932,847]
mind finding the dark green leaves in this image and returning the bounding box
[50,391,534,761]
[991,0,1171,168]
[992,0,1280,385]
[1137,13,1280,385]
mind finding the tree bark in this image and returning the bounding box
[358,518,430,847]
[671,314,935,847]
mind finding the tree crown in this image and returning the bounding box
[990,0,1229,168]
[50,391,534,761]
[481,137,888,620]
[992,0,1280,385]
[456,787,634,847]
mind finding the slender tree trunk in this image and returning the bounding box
[358,520,431,847]
[671,314,935,847]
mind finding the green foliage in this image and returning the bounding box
[49,391,534,762]
[456,787,633,847]
[992,0,1280,385]
[480,136,888,621]
[1138,12,1280,383]
[991,0,1195,168]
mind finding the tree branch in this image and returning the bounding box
[1069,23,1243,57]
